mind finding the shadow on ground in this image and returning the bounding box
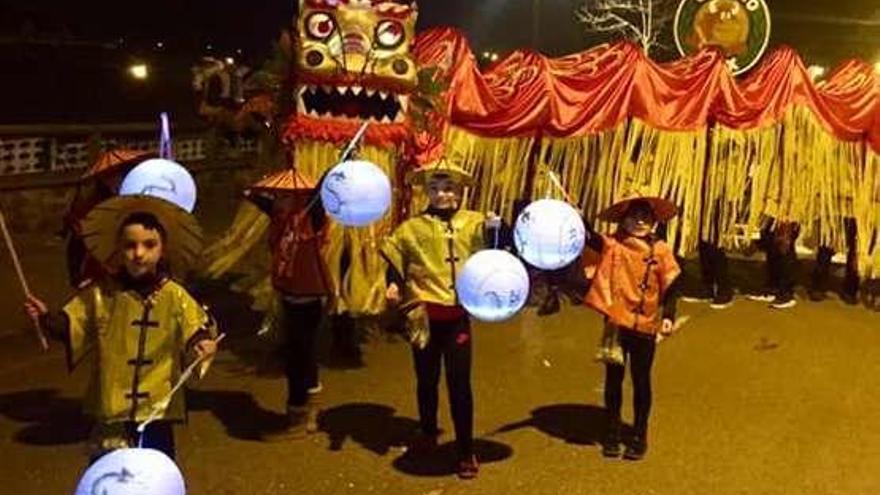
[392,439,514,477]
[318,402,419,455]
[0,388,91,445]
[492,403,608,446]
[187,388,287,441]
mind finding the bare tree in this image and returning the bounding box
[575,0,675,55]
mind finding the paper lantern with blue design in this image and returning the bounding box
[119,159,197,213]
[514,199,586,270]
[320,160,392,227]
[456,249,530,322]
[74,448,185,495]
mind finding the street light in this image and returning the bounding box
[129,63,149,80]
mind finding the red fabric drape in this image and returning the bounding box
[413,27,880,152]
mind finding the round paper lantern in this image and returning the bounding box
[74,448,185,495]
[513,199,586,270]
[456,249,530,322]
[119,159,197,213]
[320,160,392,227]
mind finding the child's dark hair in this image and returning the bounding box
[118,212,168,241]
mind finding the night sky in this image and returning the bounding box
[2,0,879,123]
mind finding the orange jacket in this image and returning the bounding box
[584,232,680,336]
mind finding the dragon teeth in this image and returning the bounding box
[351,85,363,96]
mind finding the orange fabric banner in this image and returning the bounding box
[413,27,880,151]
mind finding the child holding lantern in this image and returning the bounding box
[381,156,501,480]
[24,192,218,462]
[583,193,681,460]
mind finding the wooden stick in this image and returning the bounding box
[546,170,575,204]
[0,209,49,350]
[137,333,227,435]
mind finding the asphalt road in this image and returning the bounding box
[2,232,880,494]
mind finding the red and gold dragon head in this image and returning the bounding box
[286,0,419,147]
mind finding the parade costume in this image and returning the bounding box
[583,194,681,460]
[381,158,491,479]
[246,168,332,434]
[39,194,214,460]
[63,150,151,287]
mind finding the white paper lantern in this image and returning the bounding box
[119,159,197,213]
[320,160,392,227]
[513,199,586,270]
[456,249,530,322]
[74,448,185,495]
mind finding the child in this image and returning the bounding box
[381,156,500,480]
[24,194,218,461]
[583,194,681,460]
[246,168,332,438]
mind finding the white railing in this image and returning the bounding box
[0,123,257,176]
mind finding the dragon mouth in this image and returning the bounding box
[296,84,409,124]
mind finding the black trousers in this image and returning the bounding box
[813,218,859,296]
[604,330,657,437]
[760,222,799,299]
[89,422,176,464]
[697,241,731,297]
[412,316,473,458]
[281,298,323,407]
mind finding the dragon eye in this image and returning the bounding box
[375,20,404,48]
[306,12,336,40]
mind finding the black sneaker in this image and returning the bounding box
[537,291,561,316]
[602,417,622,457]
[769,296,797,309]
[709,292,734,309]
[601,431,622,458]
[808,288,827,302]
[681,287,714,303]
[623,435,648,460]
[840,291,859,306]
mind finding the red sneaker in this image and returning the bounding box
[457,455,479,480]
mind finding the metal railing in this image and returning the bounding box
[0,123,257,177]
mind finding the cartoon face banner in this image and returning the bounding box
[74,448,185,495]
[456,249,529,322]
[674,0,771,75]
[319,159,392,227]
[514,199,586,271]
[119,159,198,213]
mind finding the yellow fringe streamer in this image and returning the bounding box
[441,126,535,220]
[537,119,707,255]
[864,149,880,278]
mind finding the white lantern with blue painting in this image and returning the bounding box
[456,249,530,322]
[514,199,586,270]
[119,159,198,213]
[74,448,185,495]
[320,160,392,227]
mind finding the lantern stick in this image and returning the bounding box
[0,209,49,350]
[546,170,575,204]
[137,333,226,438]
[339,121,370,162]
[159,112,174,160]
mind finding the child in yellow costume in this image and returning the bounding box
[381,156,501,480]
[25,195,218,461]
